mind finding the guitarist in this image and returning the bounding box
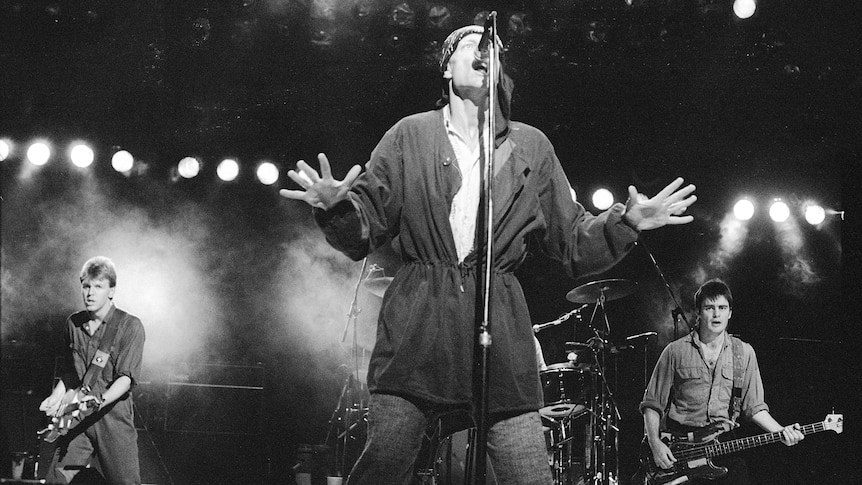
[638,279,804,484]
[39,256,145,484]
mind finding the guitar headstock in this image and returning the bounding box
[823,414,843,434]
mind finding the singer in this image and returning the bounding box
[281,22,696,484]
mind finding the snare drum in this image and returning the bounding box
[539,362,591,419]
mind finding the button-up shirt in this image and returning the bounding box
[639,331,769,428]
[443,106,487,262]
[63,305,145,397]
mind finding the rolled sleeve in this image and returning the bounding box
[740,343,770,420]
[639,345,674,416]
[113,316,145,388]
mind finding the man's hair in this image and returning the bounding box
[694,278,732,310]
[80,256,117,287]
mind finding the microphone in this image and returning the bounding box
[532,304,587,333]
[472,12,496,71]
[625,331,657,341]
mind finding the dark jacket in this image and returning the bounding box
[315,108,638,414]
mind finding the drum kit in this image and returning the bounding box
[326,264,651,485]
[536,278,647,485]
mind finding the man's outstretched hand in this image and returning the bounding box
[624,177,697,231]
[279,153,362,210]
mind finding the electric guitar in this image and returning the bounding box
[632,413,843,485]
[38,388,103,443]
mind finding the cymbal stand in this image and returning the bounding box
[586,352,620,485]
[584,290,620,485]
[328,258,377,477]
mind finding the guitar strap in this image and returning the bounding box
[729,335,744,424]
[78,306,126,395]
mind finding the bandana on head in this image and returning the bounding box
[438,25,506,72]
[438,25,484,72]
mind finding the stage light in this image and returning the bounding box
[389,2,415,28]
[507,12,532,37]
[256,161,279,185]
[177,157,201,179]
[427,5,453,30]
[804,204,826,226]
[733,199,755,221]
[217,159,240,182]
[26,141,51,166]
[733,0,756,20]
[769,199,790,222]
[0,139,10,161]
[111,150,134,173]
[69,143,95,168]
[592,188,614,211]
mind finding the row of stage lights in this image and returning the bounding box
[0,139,282,186]
[2,138,841,226]
[591,187,839,227]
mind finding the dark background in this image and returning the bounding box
[1,0,860,483]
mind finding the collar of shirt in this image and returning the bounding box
[84,304,115,336]
[689,330,729,349]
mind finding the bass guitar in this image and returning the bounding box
[633,413,843,485]
[38,388,103,443]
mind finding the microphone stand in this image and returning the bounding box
[637,240,690,338]
[473,11,498,485]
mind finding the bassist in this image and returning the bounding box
[638,279,804,484]
[39,256,145,484]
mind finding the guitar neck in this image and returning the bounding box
[681,421,827,460]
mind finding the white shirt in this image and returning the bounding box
[443,107,488,262]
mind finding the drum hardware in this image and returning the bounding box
[565,279,635,305]
[413,412,498,485]
[553,279,637,485]
[327,259,383,478]
[532,304,588,334]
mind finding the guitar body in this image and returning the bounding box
[634,438,727,485]
[39,389,100,443]
[632,414,843,485]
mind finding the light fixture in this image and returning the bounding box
[177,156,201,179]
[803,204,826,226]
[256,161,279,185]
[592,188,614,211]
[26,141,51,166]
[733,199,755,221]
[769,199,790,222]
[69,142,95,168]
[111,150,134,173]
[427,5,452,30]
[733,0,756,20]
[217,159,240,182]
[0,139,10,161]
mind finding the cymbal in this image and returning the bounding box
[363,276,393,298]
[566,278,636,304]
